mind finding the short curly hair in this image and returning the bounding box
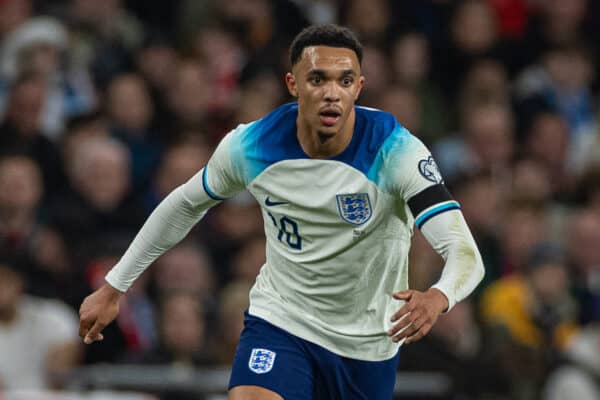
[289,24,362,66]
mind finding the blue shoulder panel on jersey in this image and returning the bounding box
[330,106,400,179]
[230,103,408,186]
[232,103,305,184]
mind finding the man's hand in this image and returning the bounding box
[387,288,449,344]
[78,283,122,344]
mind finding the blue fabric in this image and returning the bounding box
[415,201,461,229]
[229,312,400,399]
[233,102,404,186]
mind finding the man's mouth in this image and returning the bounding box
[319,109,341,126]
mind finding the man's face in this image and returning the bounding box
[286,46,364,139]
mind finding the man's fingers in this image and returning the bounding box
[388,310,422,337]
[393,290,412,301]
[394,316,426,342]
[405,322,433,344]
[84,321,106,344]
[390,303,413,322]
[78,317,93,339]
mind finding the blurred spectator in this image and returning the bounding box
[576,164,600,219]
[152,241,217,304]
[192,25,246,116]
[354,45,389,105]
[0,17,96,138]
[0,259,81,389]
[0,72,67,199]
[389,32,449,144]
[212,281,251,365]
[0,0,32,38]
[524,111,574,199]
[511,158,552,204]
[49,137,145,256]
[83,244,157,363]
[498,198,547,275]
[67,0,145,87]
[378,85,421,139]
[398,300,510,398]
[522,0,590,62]
[230,235,266,284]
[127,292,212,400]
[480,242,579,399]
[567,211,600,325]
[434,103,515,184]
[433,0,521,99]
[543,324,600,400]
[166,59,213,135]
[134,32,177,133]
[457,59,511,118]
[293,0,339,25]
[60,110,110,169]
[145,140,211,212]
[133,292,211,366]
[515,43,596,148]
[340,0,392,46]
[205,193,264,275]
[0,154,43,258]
[0,154,78,305]
[452,171,504,289]
[234,68,285,126]
[106,73,163,190]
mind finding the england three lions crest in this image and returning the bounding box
[336,193,372,225]
[248,348,276,374]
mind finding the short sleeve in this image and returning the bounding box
[202,125,248,200]
[381,128,460,228]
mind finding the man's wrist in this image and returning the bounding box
[428,287,449,313]
[100,282,125,299]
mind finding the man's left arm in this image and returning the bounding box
[385,127,484,344]
[388,208,484,344]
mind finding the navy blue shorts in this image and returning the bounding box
[229,312,400,399]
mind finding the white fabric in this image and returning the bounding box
[421,210,485,311]
[0,296,79,389]
[105,171,217,292]
[105,114,484,360]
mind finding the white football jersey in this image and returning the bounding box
[203,103,460,361]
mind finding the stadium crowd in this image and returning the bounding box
[0,0,600,399]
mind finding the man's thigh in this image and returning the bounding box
[229,385,283,400]
[228,313,314,400]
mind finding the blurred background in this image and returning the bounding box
[0,0,599,399]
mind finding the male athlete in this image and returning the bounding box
[79,25,484,399]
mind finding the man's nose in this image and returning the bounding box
[323,82,340,102]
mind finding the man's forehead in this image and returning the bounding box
[296,46,360,72]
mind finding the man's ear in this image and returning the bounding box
[285,72,298,97]
[355,75,365,101]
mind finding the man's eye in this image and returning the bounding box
[311,76,322,85]
[342,77,353,86]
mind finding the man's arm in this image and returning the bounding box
[381,124,484,344]
[78,169,220,343]
[388,209,484,344]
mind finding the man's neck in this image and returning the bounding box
[297,109,355,159]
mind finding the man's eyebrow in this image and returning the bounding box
[307,69,327,77]
[307,69,356,77]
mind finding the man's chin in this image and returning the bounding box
[317,130,337,144]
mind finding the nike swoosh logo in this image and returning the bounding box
[265,197,289,206]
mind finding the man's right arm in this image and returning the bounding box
[79,128,247,344]
[105,171,220,291]
[79,168,220,343]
